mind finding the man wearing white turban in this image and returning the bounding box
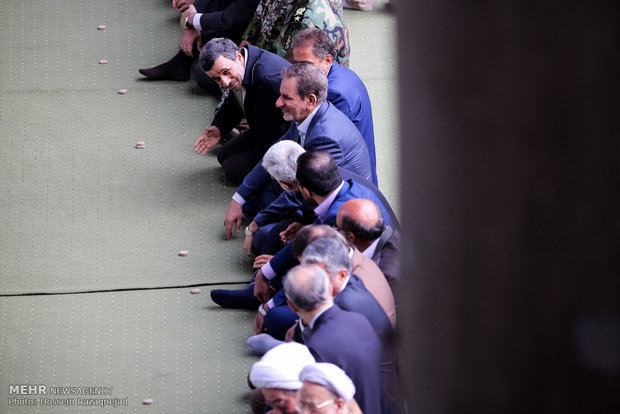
[249,342,315,413]
[297,362,359,414]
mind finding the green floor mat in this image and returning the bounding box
[1,0,398,412]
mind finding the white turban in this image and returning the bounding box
[249,342,315,390]
[299,363,356,402]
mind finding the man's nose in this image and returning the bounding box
[220,77,230,87]
[275,96,283,107]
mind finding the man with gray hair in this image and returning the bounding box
[223,62,373,240]
[284,264,382,414]
[243,140,306,256]
[193,37,290,185]
[262,140,306,189]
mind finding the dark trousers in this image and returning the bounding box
[216,130,264,185]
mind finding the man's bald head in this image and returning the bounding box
[339,199,380,226]
[336,199,385,248]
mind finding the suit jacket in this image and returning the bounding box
[194,0,259,42]
[302,305,382,414]
[211,45,290,153]
[253,167,399,229]
[236,100,372,202]
[372,226,401,294]
[327,62,377,185]
[351,249,396,328]
[336,274,395,384]
[268,178,394,281]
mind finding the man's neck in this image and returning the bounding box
[300,301,331,326]
[355,240,372,252]
[296,104,319,125]
[314,185,340,205]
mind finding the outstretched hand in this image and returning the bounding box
[194,126,221,155]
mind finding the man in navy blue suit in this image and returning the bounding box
[291,28,378,185]
[284,264,382,414]
[222,62,373,240]
[193,38,290,185]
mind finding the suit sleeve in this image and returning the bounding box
[236,127,296,201]
[236,161,271,201]
[254,191,303,227]
[198,0,259,35]
[211,94,244,137]
[271,288,288,307]
[267,242,299,279]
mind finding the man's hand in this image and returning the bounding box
[224,200,243,240]
[174,0,195,12]
[243,221,259,257]
[253,269,275,303]
[253,254,273,269]
[180,28,201,57]
[243,234,255,257]
[280,222,303,244]
[194,126,221,155]
[253,304,268,334]
[180,5,197,29]
[284,320,299,342]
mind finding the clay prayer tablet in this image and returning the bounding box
[117,89,128,95]
[178,250,189,257]
[191,288,201,294]
[97,25,107,30]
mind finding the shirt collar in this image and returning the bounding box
[296,104,321,142]
[299,303,333,331]
[334,275,350,296]
[362,238,380,259]
[233,48,248,109]
[314,180,345,222]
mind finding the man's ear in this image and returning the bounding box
[307,93,317,107]
[277,180,291,191]
[287,299,299,314]
[334,398,346,410]
[301,187,312,199]
[343,230,355,243]
[324,54,334,66]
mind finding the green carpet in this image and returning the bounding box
[0,0,398,412]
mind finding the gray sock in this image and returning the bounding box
[247,334,283,356]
